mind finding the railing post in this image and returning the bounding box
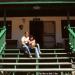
[4,9,6,26]
[13,72,15,75]
[61,72,63,75]
[36,58,39,75]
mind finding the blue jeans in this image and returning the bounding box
[34,47,40,58]
[23,44,31,56]
[34,43,41,58]
[37,43,41,54]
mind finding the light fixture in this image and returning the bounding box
[33,5,40,10]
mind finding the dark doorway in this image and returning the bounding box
[30,19,44,48]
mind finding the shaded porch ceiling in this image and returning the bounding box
[0,2,75,17]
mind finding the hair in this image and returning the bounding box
[24,32,29,34]
[29,35,35,40]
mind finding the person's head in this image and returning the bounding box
[24,32,29,37]
[29,35,34,41]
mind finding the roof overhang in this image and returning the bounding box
[0,1,75,5]
[0,1,75,17]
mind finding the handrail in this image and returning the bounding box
[68,28,75,38]
[0,26,6,54]
[0,27,6,38]
[68,25,75,52]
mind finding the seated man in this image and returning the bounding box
[28,35,41,58]
[21,32,32,58]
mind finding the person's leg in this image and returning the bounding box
[23,44,32,57]
[37,43,41,54]
[34,47,40,58]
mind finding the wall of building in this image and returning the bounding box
[0,16,75,45]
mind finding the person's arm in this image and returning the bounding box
[29,40,36,48]
[21,37,25,45]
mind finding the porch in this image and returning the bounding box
[0,0,75,75]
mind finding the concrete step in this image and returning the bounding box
[0,57,70,59]
[0,68,73,72]
[0,62,72,65]
[2,55,69,58]
[0,62,72,69]
[0,57,71,63]
[4,49,65,51]
[1,53,67,55]
[12,71,72,75]
[4,49,65,53]
[1,48,73,75]
[1,52,68,58]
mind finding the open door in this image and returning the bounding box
[30,19,43,48]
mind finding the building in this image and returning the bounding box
[0,0,75,48]
[0,0,75,75]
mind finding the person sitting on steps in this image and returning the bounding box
[28,35,41,58]
[21,32,32,58]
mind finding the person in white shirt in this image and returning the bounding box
[21,32,32,58]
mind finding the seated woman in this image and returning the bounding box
[28,35,41,58]
[21,32,32,58]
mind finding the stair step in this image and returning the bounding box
[0,64,72,69]
[1,53,67,55]
[4,49,65,51]
[2,55,69,58]
[0,62,72,65]
[1,53,68,58]
[4,49,65,53]
[11,72,72,75]
[0,57,70,60]
[1,48,73,74]
[0,65,72,69]
[0,68,73,72]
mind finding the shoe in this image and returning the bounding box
[39,52,42,54]
[25,51,28,54]
[30,55,32,58]
[37,55,40,58]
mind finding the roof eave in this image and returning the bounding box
[0,1,75,5]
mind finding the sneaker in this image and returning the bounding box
[25,51,28,54]
[39,52,42,54]
[30,55,32,58]
[37,55,40,58]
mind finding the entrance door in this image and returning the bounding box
[43,21,56,48]
[30,20,43,48]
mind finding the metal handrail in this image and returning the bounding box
[68,26,75,52]
[0,26,6,55]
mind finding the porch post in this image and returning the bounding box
[3,8,6,54]
[4,9,6,26]
[67,11,70,26]
[36,59,39,75]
